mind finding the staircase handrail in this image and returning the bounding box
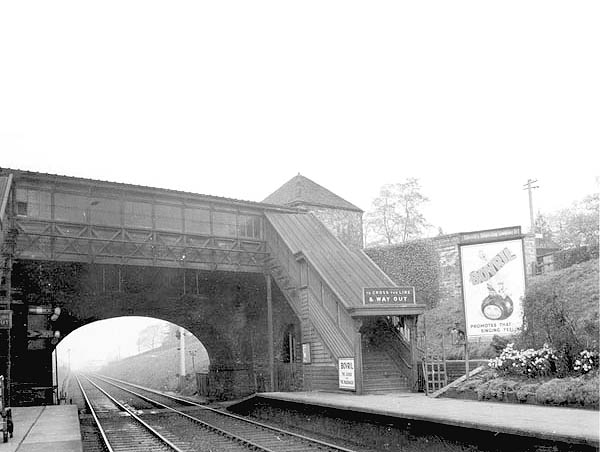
[384,324,413,371]
[305,290,354,358]
[386,341,412,377]
[0,173,13,229]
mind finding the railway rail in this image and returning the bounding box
[76,375,191,451]
[78,373,363,452]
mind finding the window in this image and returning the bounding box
[124,201,152,229]
[282,325,298,363]
[89,198,121,227]
[54,193,88,223]
[212,211,237,237]
[17,201,28,216]
[238,215,262,239]
[185,207,211,234]
[15,189,51,218]
[155,204,182,232]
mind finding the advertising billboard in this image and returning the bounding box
[460,238,526,338]
[338,358,356,390]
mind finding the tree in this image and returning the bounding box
[365,178,429,246]
[136,323,167,353]
[548,193,599,249]
[534,212,554,239]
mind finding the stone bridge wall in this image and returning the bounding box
[12,261,300,400]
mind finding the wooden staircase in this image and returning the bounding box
[362,344,409,394]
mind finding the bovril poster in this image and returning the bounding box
[460,239,526,338]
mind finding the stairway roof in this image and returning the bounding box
[266,212,395,308]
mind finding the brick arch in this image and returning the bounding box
[12,261,300,401]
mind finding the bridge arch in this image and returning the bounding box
[13,259,301,403]
[55,316,212,372]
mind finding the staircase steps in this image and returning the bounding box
[362,346,409,394]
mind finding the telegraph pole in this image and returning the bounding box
[523,179,539,233]
[179,327,186,391]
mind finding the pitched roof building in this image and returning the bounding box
[263,174,362,212]
[264,174,364,249]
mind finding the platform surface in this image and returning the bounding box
[258,391,600,448]
[0,405,82,452]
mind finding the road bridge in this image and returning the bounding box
[0,169,425,405]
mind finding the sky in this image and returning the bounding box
[55,317,164,369]
[55,317,196,370]
[1,1,598,237]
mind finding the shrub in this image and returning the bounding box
[573,350,599,374]
[515,382,541,403]
[518,259,599,375]
[535,372,599,408]
[490,335,509,356]
[488,343,557,378]
[458,369,496,393]
[451,365,599,409]
[535,378,572,405]
[476,378,519,401]
[554,245,599,270]
[567,372,600,407]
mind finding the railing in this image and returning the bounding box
[14,219,267,271]
[386,323,414,372]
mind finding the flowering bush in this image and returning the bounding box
[488,343,557,378]
[573,350,599,374]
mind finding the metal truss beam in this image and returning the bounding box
[15,219,267,273]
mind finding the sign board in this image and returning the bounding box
[460,238,526,338]
[28,305,54,315]
[363,287,415,305]
[0,310,12,329]
[302,343,311,364]
[338,357,356,391]
[459,226,522,244]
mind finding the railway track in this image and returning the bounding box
[78,374,363,452]
[76,375,192,451]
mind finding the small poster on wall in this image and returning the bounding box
[338,357,356,390]
[0,310,12,329]
[460,238,526,338]
[302,343,311,364]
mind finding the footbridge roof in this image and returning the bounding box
[1,167,299,214]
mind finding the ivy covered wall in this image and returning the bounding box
[364,240,440,309]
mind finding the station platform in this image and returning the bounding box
[0,405,82,452]
[257,391,600,448]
